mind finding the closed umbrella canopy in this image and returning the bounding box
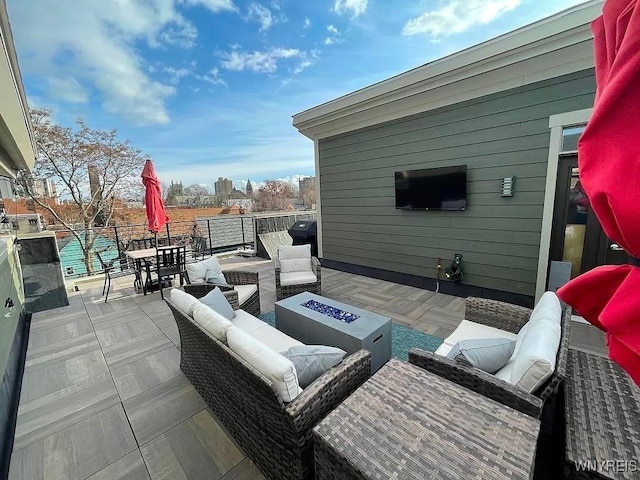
[558,0,640,384]
[141,159,169,234]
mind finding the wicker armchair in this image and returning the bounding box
[185,270,260,316]
[409,297,571,419]
[275,245,321,300]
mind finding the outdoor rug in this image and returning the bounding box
[258,311,443,362]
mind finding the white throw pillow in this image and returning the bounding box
[192,302,233,342]
[226,327,301,402]
[510,319,561,393]
[278,244,311,260]
[280,258,312,273]
[199,287,235,320]
[170,289,200,317]
[204,268,230,286]
[186,256,223,283]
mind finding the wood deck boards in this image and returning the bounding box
[9,256,606,480]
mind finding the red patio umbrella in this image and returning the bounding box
[557,0,640,384]
[141,159,169,235]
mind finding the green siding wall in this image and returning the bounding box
[318,69,596,297]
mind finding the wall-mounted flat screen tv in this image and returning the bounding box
[395,165,467,211]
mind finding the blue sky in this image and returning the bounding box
[9,0,588,191]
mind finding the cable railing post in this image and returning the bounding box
[113,224,123,271]
[206,219,212,256]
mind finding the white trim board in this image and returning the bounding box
[535,108,593,302]
[293,1,602,140]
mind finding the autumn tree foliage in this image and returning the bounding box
[254,180,294,211]
[20,108,148,275]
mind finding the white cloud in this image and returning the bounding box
[162,66,192,84]
[196,68,228,86]
[293,60,313,74]
[402,0,521,38]
[334,0,368,17]
[303,18,311,29]
[47,77,89,103]
[220,47,303,73]
[324,24,341,45]
[185,0,237,12]
[246,3,274,32]
[10,0,236,125]
[159,20,198,48]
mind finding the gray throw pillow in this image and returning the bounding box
[281,345,347,388]
[447,338,516,374]
[205,268,230,287]
[199,287,235,320]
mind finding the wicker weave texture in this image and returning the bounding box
[564,349,640,480]
[314,359,539,480]
[166,299,371,480]
[275,257,321,300]
[409,297,571,419]
[184,269,260,315]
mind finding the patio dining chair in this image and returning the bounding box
[130,237,156,250]
[149,245,188,299]
[95,251,136,302]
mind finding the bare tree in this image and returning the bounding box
[254,180,294,211]
[302,187,316,209]
[20,108,148,275]
[183,183,211,196]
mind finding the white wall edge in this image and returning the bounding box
[313,139,323,258]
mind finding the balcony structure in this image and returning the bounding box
[6,255,607,479]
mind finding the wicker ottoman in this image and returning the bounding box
[314,359,540,480]
[564,349,640,480]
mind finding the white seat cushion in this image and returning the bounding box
[232,310,304,351]
[170,289,200,317]
[435,342,453,356]
[252,324,304,352]
[441,320,517,349]
[278,244,311,260]
[234,284,258,305]
[280,258,312,273]
[232,309,269,334]
[280,271,317,287]
[186,256,223,283]
[191,302,233,342]
[226,327,301,402]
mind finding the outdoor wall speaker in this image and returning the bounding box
[501,176,515,197]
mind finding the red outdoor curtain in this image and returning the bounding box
[141,159,169,234]
[557,0,640,384]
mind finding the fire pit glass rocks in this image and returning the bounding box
[301,299,360,324]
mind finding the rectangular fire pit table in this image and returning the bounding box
[275,292,392,373]
[314,359,540,480]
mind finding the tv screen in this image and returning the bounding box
[395,165,467,210]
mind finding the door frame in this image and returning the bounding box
[535,108,592,302]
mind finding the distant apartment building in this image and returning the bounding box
[31,177,58,202]
[215,177,233,196]
[299,176,315,196]
[0,213,44,234]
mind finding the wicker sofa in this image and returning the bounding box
[166,289,371,480]
[409,294,571,419]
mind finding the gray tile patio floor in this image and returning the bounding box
[8,256,606,480]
